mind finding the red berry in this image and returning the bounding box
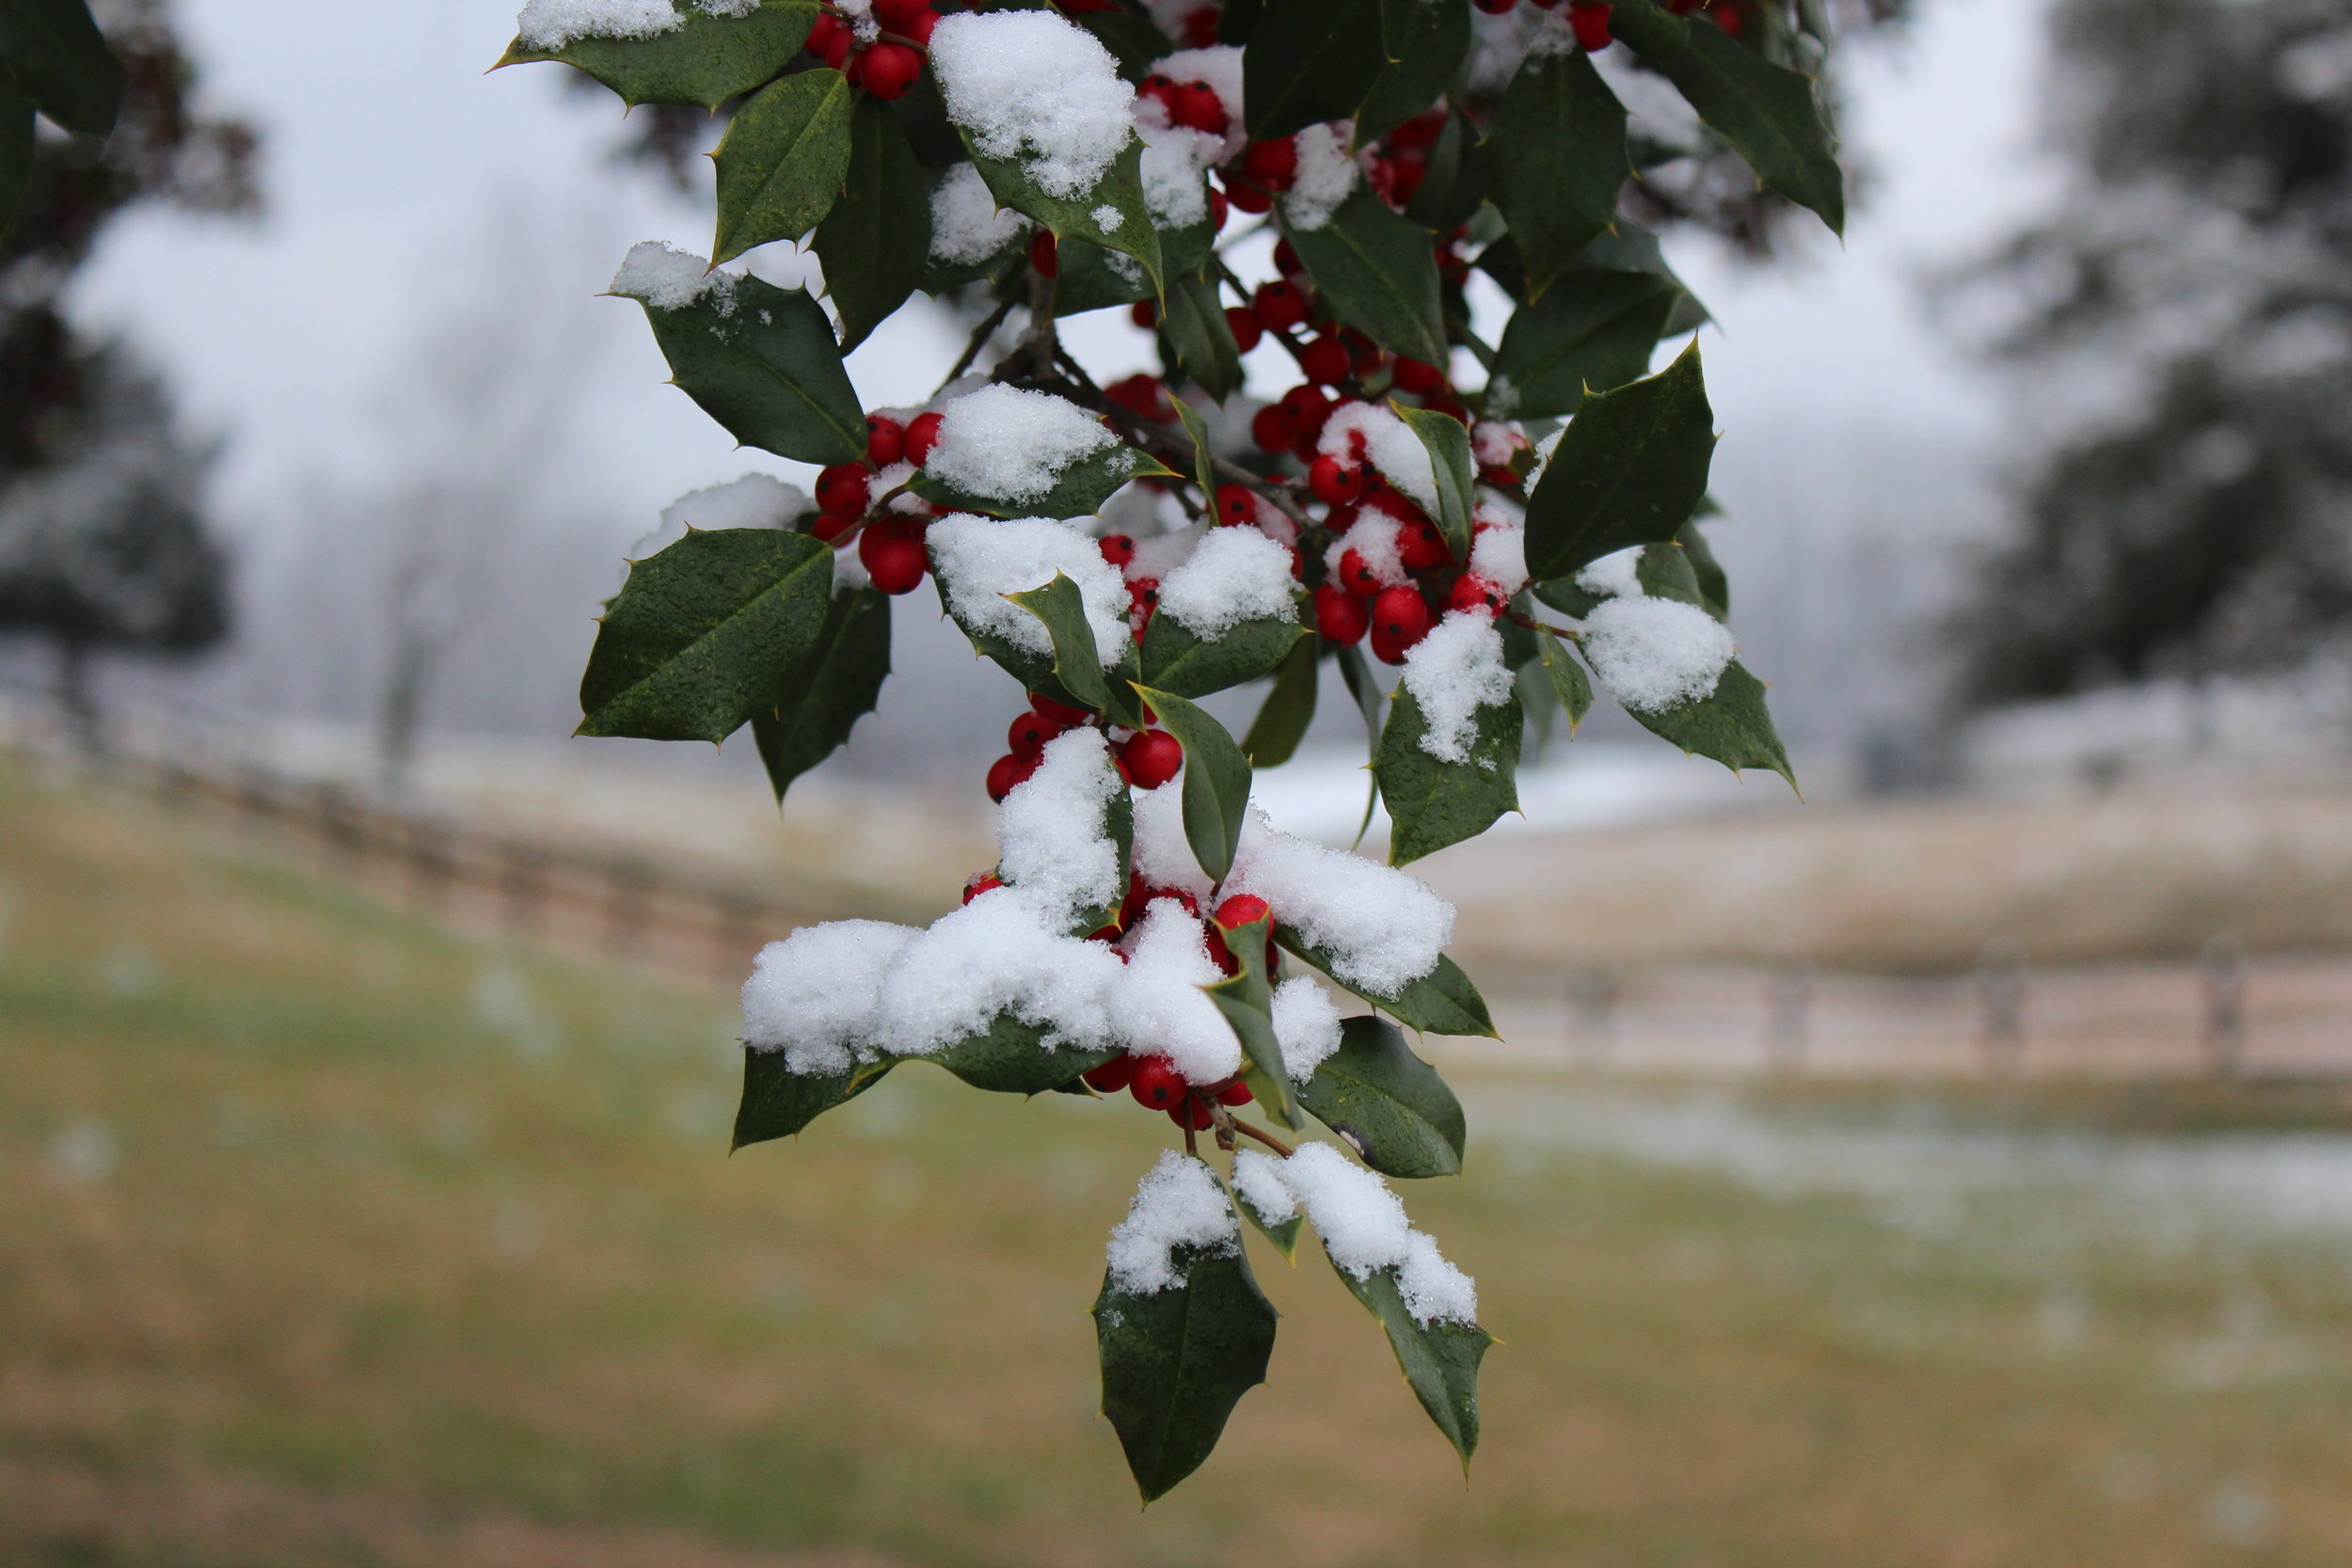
[1224,305,1263,353]
[1272,239,1304,278]
[1447,573,1507,617]
[1215,894,1271,928]
[1215,1077,1255,1106]
[1028,230,1058,278]
[1031,691,1091,726]
[810,510,858,544]
[806,12,845,55]
[1098,533,1136,568]
[1009,710,1064,757]
[1370,586,1435,663]
[1249,404,1296,453]
[1391,356,1446,395]
[1241,137,1299,191]
[962,871,1004,904]
[1337,547,1382,597]
[822,27,854,70]
[1215,483,1258,528]
[1473,0,1518,11]
[1313,583,1369,643]
[861,532,929,594]
[898,7,939,43]
[1129,1055,1186,1110]
[903,410,945,466]
[1279,385,1333,435]
[860,40,922,99]
[1298,336,1351,386]
[1207,187,1231,230]
[874,0,929,25]
[1083,1053,1137,1092]
[1169,1097,1216,1131]
[1180,2,1220,46]
[1396,515,1450,570]
[1252,279,1310,333]
[986,752,1039,802]
[1105,373,1170,421]
[1424,393,1470,425]
[1569,0,1613,48]
[1170,81,1228,135]
[1309,453,1366,507]
[816,463,871,516]
[1711,0,1741,35]
[1224,178,1275,214]
[1120,729,1184,790]
[1130,300,1158,329]
[866,414,904,467]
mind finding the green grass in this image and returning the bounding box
[6,761,2352,1565]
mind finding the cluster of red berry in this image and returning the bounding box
[982,691,1187,803]
[802,0,934,101]
[1469,0,1616,48]
[1059,0,1222,48]
[810,408,946,595]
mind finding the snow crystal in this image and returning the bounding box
[1526,427,1563,488]
[1322,503,1409,589]
[1129,781,1214,898]
[1105,1150,1239,1293]
[1128,520,1206,583]
[660,474,806,533]
[874,885,1126,1056]
[1114,897,1242,1085]
[1270,976,1343,1080]
[834,0,878,43]
[929,10,1136,201]
[927,515,1133,667]
[1223,808,1454,997]
[610,241,733,313]
[1581,595,1736,714]
[929,163,1028,266]
[1284,120,1360,231]
[742,920,919,1076]
[515,0,756,50]
[1269,1143,1478,1325]
[1575,546,1644,600]
[1402,610,1515,766]
[926,385,1120,504]
[1091,203,1124,230]
[1470,517,1528,596]
[1232,1148,1297,1227]
[1151,46,1246,150]
[1157,526,1298,637]
[1137,124,1221,229]
[1318,401,1439,516]
[996,727,1122,921]
[1470,421,1519,467]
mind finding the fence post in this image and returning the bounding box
[2200,933,2249,1079]
[1974,937,2027,1078]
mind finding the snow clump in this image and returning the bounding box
[1575,546,1644,599]
[741,920,919,1076]
[925,385,1120,504]
[1231,1148,1297,1227]
[1318,401,1439,515]
[929,9,1136,200]
[1222,807,1454,996]
[1129,781,1214,899]
[927,514,1132,666]
[1156,526,1298,637]
[1135,46,1246,229]
[929,163,1029,266]
[610,241,734,313]
[1469,515,1529,596]
[1256,1143,1479,1325]
[1270,976,1343,1080]
[1106,1151,1239,1293]
[1284,120,1360,230]
[1581,596,1736,713]
[874,886,1126,1055]
[1114,897,1243,1084]
[1401,610,1516,766]
[995,728,1124,918]
[516,0,755,50]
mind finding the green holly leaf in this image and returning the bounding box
[1275,929,1497,1037]
[0,0,122,135]
[1297,1015,1465,1179]
[933,577,1122,721]
[1330,1249,1491,1465]
[1138,603,1306,702]
[1093,1186,1279,1502]
[1624,658,1796,786]
[1243,0,1388,140]
[579,529,835,743]
[1355,0,1471,146]
[1486,48,1627,300]
[1373,685,1522,866]
[1606,0,1845,233]
[1206,908,1299,1129]
[1393,403,1475,562]
[1522,340,1716,581]
[710,68,851,263]
[1234,1173,1303,1260]
[1678,516,1731,618]
[1533,626,1594,733]
[1242,635,1320,768]
[911,442,1176,521]
[1160,275,1245,403]
[929,1012,1123,1094]
[733,1050,891,1148]
[750,585,890,804]
[1168,391,1220,506]
[1335,641,1386,749]
[618,268,866,466]
[1280,190,1447,367]
[1133,687,1254,883]
[1402,111,1488,237]
[1051,235,1154,315]
[1009,572,1119,719]
[498,0,818,111]
[0,71,31,237]
[1492,270,1684,420]
[814,98,929,351]
[962,132,1162,294]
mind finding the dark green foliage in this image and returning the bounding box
[1134,686,1252,881]
[499,0,818,110]
[732,1051,889,1148]
[711,68,852,264]
[620,272,866,465]
[1298,1015,1466,1179]
[1279,191,1447,366]
[750,587,890,804]
[814,96,930,352]
[1332,1252,1492,1464]
[1486,48,1628,299]
[1374,685,1523,866]
[1522,342,1717,580]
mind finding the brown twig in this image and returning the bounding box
[937,295,1017,394]
[1231,1118,1295,1158]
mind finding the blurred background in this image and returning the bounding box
[8,0,2352,1562]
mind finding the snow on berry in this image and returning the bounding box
[1468,515,1529,597]
[928,9,1136,201]
[1317,401,1440,517]
[1283,120,1361,231]
[925,385,1121,505]
[1137,122,1222,230]
[1105,1150,1239,1294]
[1114,896,1244,1084]
[876,883,1126,1055]
[1231,1148,1298,1227]
[996,727,1125,920]
[515,0,756,49]
[1402,610,1516,765]
[609,240,736,313]
[1264,1143,1479,1326]
[1125,520,1206,583]
[929,162,1030,265]
[1155,525,1298,637]
[1470,421,1522,469]
[1129,782,1216,899]
[1146,47,1245,150]
[741,919,919,1075]
[1222,807,1455,996]
[1574,545,1645,599]
[832,0,880,43]
[1581,595,1736,713]
[927,515,1133,665]
[1322,505,1409,591]
[1269,975,1343,1079]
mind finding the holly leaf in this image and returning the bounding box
[618,268,867,466]
[1678,516,1731,618]
[1606,0,1845,233]
[1205,908,1298,1129]
[1335,641,1385,749]
[1235,1176,1303,1260]
[1402,111,1488,237]
[1521,340,1715,582]
[1276,930,1496,1037]
[733,1051,891,1148]
[579,529,834,742]
[1330,1251,1491,1465]
[1280,190,1447,367]
[1009,572,1118,718]
[1243,0,1388,140]
[750,585,890,803]
[1624,658,1796,786]
[911,443,1175,521]
[1052,235,1154,315]
[1297,1016,1465,1179]
[1133,686,1251,882]
[1533,626,1593,733]
[1355,0,1471,146]
[1374,685,1522,866]
[1243,635,1320,768]
[1486,48,1626,300]
[933,577,1115,720]
[1393,403,1475,562]
[1138,604,1306,702]
[962,131,1162,293]
[1093,1193,1279,1502]
[0,71,31,237]
[1168,390,1220,506]
[813,95,930,351]
[1491,270,1684,420]
[497,0,818,111]
[711,68,852,263]
[1160,275,1245,403]
[0,0,122,135]
[929,1012,1123,1094]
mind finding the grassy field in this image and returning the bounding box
[7,760,2352,1566]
